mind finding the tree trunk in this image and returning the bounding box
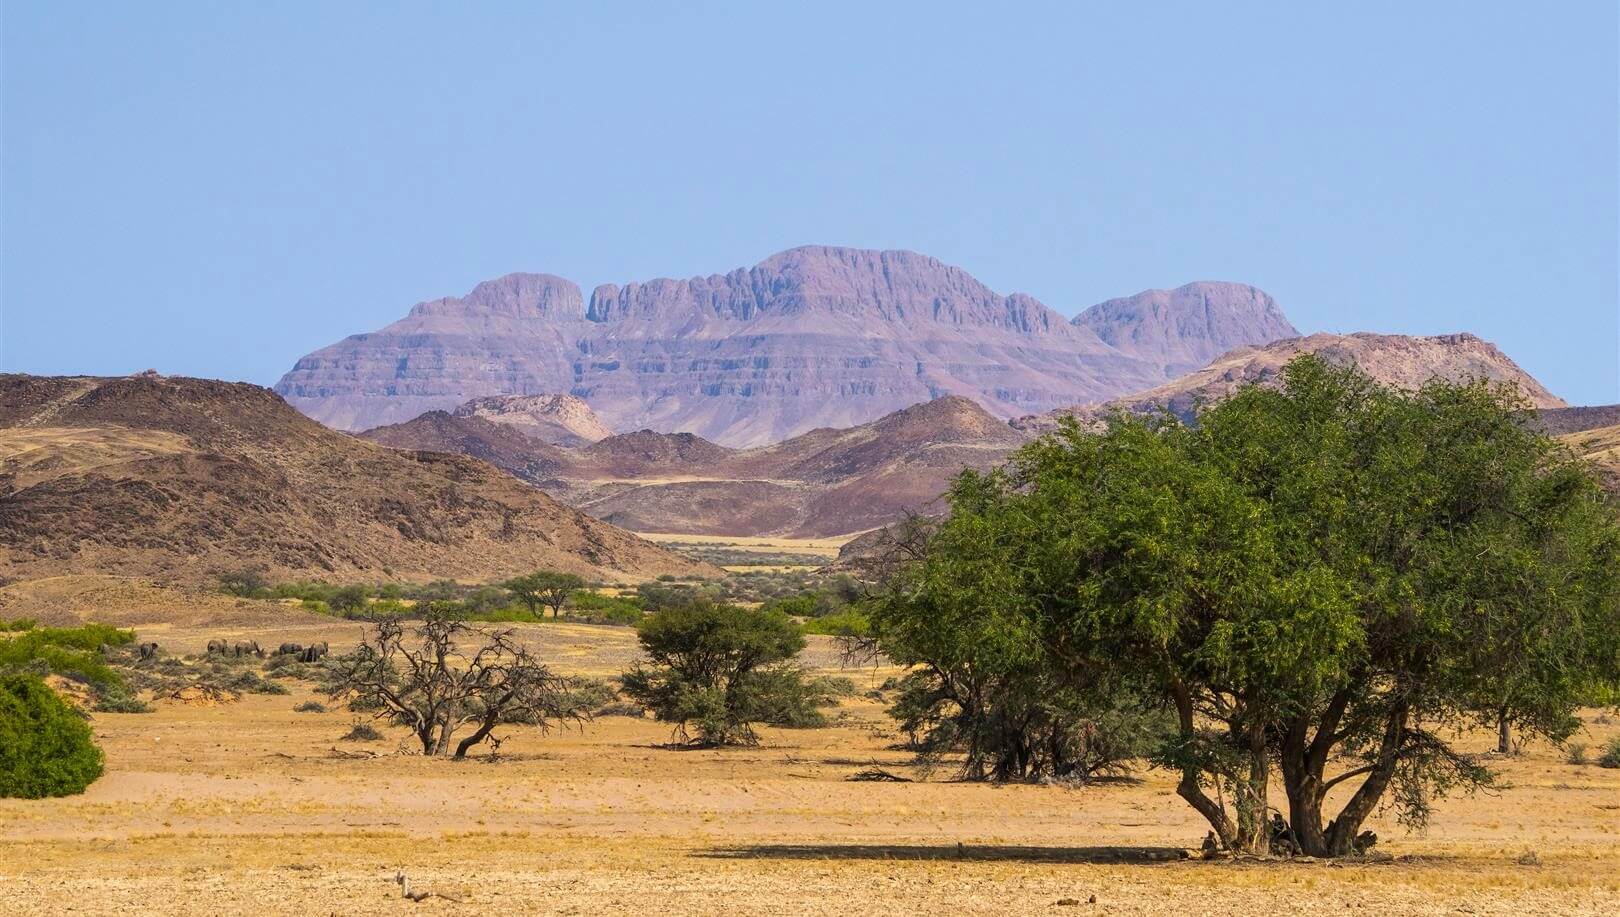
[1168,681,1239,850]
[1497,709,1511,755]
[454,721,496,759]
[1231,722,1270,855]
[1322,702,1409,855]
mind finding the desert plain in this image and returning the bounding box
[2,590,1617,916]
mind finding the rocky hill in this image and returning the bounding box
[360,394,1030,538]
[453,393,614,446]
[276,246,1295,446]
[0,374,713,584]
[1013,332,1566,433]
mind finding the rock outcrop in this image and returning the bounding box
[1013,332,1567,433]
[452,393,614,446]
[276,247,1294,446]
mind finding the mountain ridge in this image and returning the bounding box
[276,246,1296,445]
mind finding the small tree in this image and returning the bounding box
[620,601,831,746]
[504,571,587,619]
[325,610,589,758]
[328,585,370,617]
[218,568,269,598]
[0,674,105,798]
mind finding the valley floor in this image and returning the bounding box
[2,622,1618,915]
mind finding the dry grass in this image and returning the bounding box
[636,532,859,558]
[1,621,1617,915]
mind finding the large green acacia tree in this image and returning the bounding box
[885,356,1620,856]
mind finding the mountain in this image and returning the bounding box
[1013,332,1567,433]
[1071,281,1299,376]
[452,393,614,446]
[360,395,1030,538]
[0,373,713,584]
[276,246,1294,446]
[1524,405,1620,438]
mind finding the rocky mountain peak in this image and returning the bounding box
[409,272,584,320]
[1072,281,1298,375]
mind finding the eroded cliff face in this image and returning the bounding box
[275,246,1292,446]
[1072,281,1299,376]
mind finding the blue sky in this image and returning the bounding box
[3,2,1616,404]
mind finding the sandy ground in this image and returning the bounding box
[2,621,1618,915]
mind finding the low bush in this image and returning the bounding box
[293,700,327,713]
[1566,742,1589,765]
[563,592,645,626]
[1599,737,1620,769]
[340,720,383,741]
[0,623,137,711]
[222,670,289,696]
[800,609,869,637]
[0,674,104,798]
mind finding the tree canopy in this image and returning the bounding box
[620,601,834,746]
[876,356,1620,855]
[503,571,587,618]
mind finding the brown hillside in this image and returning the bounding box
[359,411,576,485]
[0,374,714,584]
[1559,423,1620,494]
[1013,332,1566,433]
[362,395,1029,538]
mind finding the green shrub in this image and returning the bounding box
[566,591,646,626]
[1599,737,1620,769]
[619,601,828,745]
[0,624,136,706]
[800,609,870,637]
[222,670,289,695]
[0,674,104,798]
[465,606,544,624]
[0,618,38,632]
[1565,742,1589,765]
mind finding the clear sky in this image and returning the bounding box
[3,2,1616,404]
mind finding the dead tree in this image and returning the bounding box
[324,611,588,758]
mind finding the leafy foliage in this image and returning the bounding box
[503,571,587,618]
[620,601,832,745]
[0,674,104,798]
[0,623,137,712]
[881,355,1620,854]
